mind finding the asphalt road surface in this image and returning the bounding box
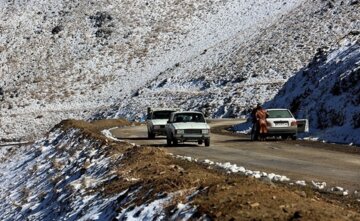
[111,119,360,191]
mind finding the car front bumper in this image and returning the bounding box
[174,134,210,142]
[151,126,167,135]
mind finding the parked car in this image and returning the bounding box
[146,108,179,138]
[165,111,210,146]
[251,108,299,140]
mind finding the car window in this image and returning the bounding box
[152,111,174,119]
[173,113,205,123]
[267,110,293,118]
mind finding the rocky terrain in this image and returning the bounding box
[267,37,360,144]
[0,0,302,140]
[0,0,359,144]
[105,0,359,122]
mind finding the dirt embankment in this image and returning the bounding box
[64,119,360,220]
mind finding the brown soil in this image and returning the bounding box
[104,145,360,220]
[67,119,360,220]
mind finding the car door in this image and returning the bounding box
[296,119,309,133]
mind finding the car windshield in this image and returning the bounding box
[173,113,205,123]
[152,111,174,119]
[267,110,293,118]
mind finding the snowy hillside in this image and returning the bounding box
[0,0,304,140]
[1,0,359,142]
[103,0,359,123]
[0,121,198,220]
[267,37,360,144]
[0,127,122,220]
[0,124,187,220]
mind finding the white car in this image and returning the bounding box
[165,111,210,146]
[146,108,179,138]
[267,109,298,139]
[251,108,298,140]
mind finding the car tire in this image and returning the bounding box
[148,131,155,139]
[250,130,257,141]
[250,132,255,141]
[281,135,288,140]
[250,124,258,141]
[291,135,297,140]
[166,135,172,146]
[173,137,178,145]
[204,138,210,147]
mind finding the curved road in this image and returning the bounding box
[111,119,360,191]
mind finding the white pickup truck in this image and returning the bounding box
[146,108,179,138]
[165,111,210,146]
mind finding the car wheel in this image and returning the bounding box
[173,138,178,145]
[204,138,210,147]
[250,130,257,141]
[250,124,258,141]
[172,134,178,145]
[291,135,297,140]
[166,135,172,146]
[281,135,288,140]
[148,131,155,139]
[198,140,203,145]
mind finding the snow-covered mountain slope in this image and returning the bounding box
[0,124,125,220]
[102,0,359,122]
[0,121,195,220]
[0,0,304,140]
[1,0,359,142]
[266,37,360,144]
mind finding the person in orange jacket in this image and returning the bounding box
[255,105,268,141]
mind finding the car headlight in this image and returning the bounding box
[153,125,160,129]
[176,129,184,135]
[202,129,209,134]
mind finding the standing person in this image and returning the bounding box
[250,104,260,141]
[255,105,268,141]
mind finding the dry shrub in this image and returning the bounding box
[56,118,131,144]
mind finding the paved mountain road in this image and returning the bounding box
[111,119,360,191]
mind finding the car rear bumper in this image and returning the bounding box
[267,126,297,135]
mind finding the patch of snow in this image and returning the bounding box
[116,194,171,220]
[311,181,327,190]
[295,180,307,186]
[170,203,197,221]
[175,157,289,183]
[102,128,124,142]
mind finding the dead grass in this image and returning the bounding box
[51,159,64,171]
[57,118,131,142]
[101,145,360,220]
